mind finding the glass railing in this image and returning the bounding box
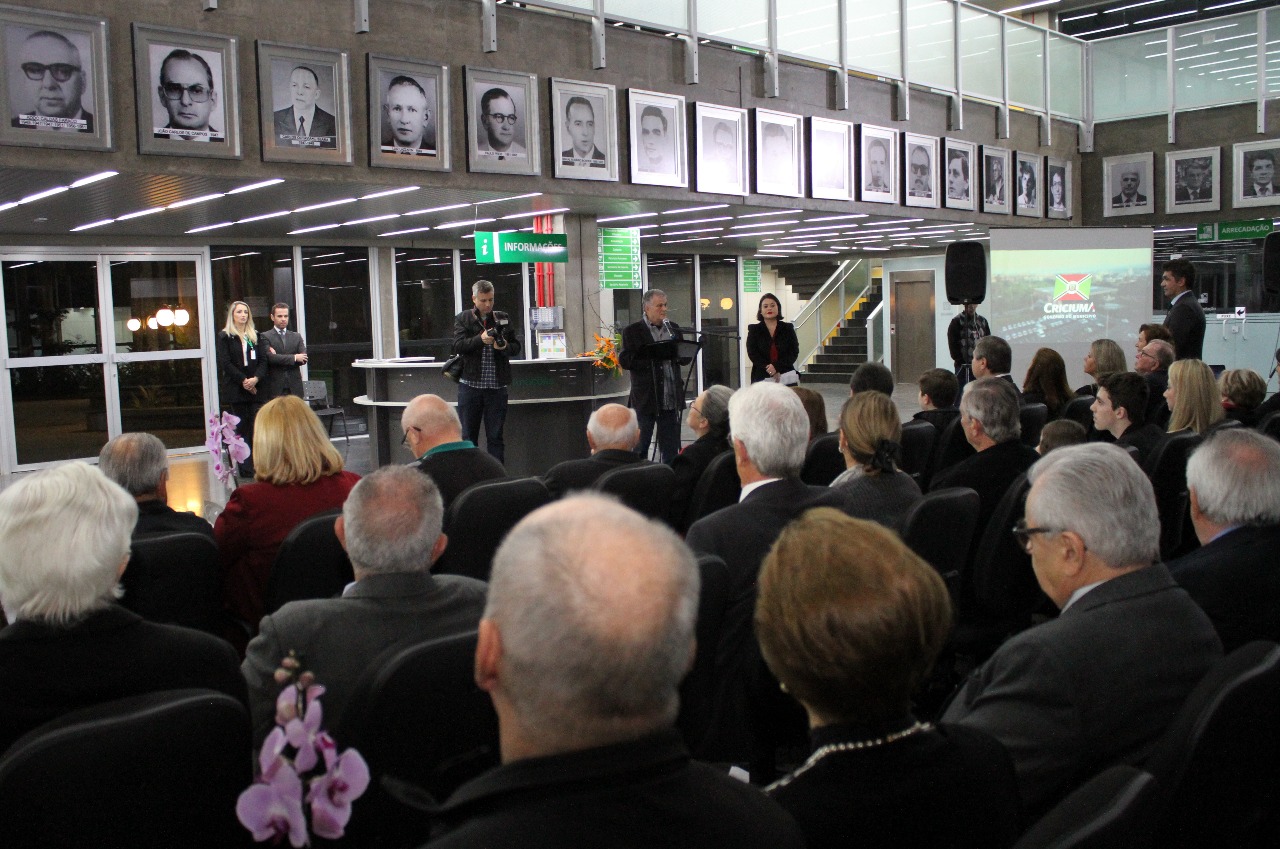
[791,259,870,370]
[867,300,886,367]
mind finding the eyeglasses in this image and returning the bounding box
[484,113,518,125]
[1136,350,1155,360]
[21,62,80,82]
[401,425,420,447]
[161,82,212,103]
[689,405,702,417]
[1012,519,1059,553]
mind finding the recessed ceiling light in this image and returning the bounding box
[662,204,729,215]
[116,207,165,221]
[344,214,401,226]
[69,171,118,188]
[168,193,225,209]
[438,217,495,229]
[361,186,420,200]
[598,212,659,222]
[238,210,292,224]
[186,221,236,233]
[293,198,357,214]
[228,178,284,194]
[19,186,69,204]
[288,223,342,234]
[70,219,114,231]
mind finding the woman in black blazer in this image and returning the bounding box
[746,293,799,383]
[216,300,268,475]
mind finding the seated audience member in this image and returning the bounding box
[242,466,486,744]
[1136,339,1174,428]
[0,462,246,754]
[403,393,506,507]
[1076,338,1127,396]
[1165,359,1224,435]
[944,444,1221,817]
[1169,429,1280,651]
[971,336,1021,403]
[543,403,645,497]
[760,510,1021,849]
[427,496,805,849]
[215,395,360,634]
[849,362,894,397]
[914,368,960,430]
[98,432,213,538]
[1036,419,1086,455]
[1218,368,1267,427]
[1092,372,1165,466]
[1253,349,1280,422]
[790,386,828,440]
[1136,322,1173,355]
[670,385,733,531]
[829,392,921,532]
[1020,348,1073,420]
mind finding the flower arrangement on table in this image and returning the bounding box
[579,330,622,378]
[206,411,250,486]
[236,652,369,847]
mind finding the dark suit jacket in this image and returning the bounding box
[0,604,246,754]
[669,434,731,531]
[943,564,1221,817]
[1168,523,1280,652]
[273,106,337,148]
[242,570,487,744]
[215,331,268,405]
[452,309,522,387]
[1174,185,1208,203]
[1143,369,1170,426]
[620,319,686,416]
[914,408,960,431]
[1116,423,1166,468]
[1243,182,1280,197]
[134,499,214,539]
[1110,192,1147,206]
[929,439,1039,540]
[263,328,307,399]
[543,449,645,498]
[410,444,508,508]
[1164,292,1205,360]
[745,321,800,383]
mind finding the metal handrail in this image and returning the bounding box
[792,259,870,370]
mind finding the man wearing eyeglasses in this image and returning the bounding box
[11,30,92,133]
[154,49,222,142]
[477,87,525,159]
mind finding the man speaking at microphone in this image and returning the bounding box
[620,289,689,464]
[453,279,522,464]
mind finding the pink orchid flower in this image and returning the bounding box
[307,746,371,840]
[285,692,326,773]
[236,761,307,848]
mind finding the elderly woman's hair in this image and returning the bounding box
[1218,368,1267,411]
[0,462,137,625]
[1167,359,1224,434]
[252,394,345,485]
[838,391,902,475]
[700,384,734,441]
[790,386,828,438]
[755,508,952,724]
[1089,338,1128,378]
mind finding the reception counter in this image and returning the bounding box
[355,358,630,476]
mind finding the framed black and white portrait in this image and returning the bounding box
[0,7,110,151]
[466,66,539,176]
[133,25,238,159]
[1102,152,1154,217]
[628,88,686,188]
[981,145,1011,215]
[942,138,976,211]
[1232,140,1280,210]
[696,102,748,196]
[809,116,852,201]
[369,55,448,172]
[1046,157,1072,220]
[1164,147,1218,214]
[858,124,897,204]
[903,133,939,209]
[257,41,351,165]
[754,108,803,198]
[1015,152,1043,218]
[551,77,617,182]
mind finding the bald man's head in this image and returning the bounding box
[586,403,640,452]
[401,393,462,456]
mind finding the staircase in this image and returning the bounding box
[800,286,882,384]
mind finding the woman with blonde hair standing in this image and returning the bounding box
[1165,359,1224,435]
[216,300,268,476]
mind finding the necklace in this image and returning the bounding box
[766,721,934,792]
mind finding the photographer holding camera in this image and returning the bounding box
[452,279,522,463]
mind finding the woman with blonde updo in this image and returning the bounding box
[829,391,921,531]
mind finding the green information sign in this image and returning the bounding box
[742,259,762,293]
[1196,220,1272,242]
[475,231,568,263]
[598,227,642,290]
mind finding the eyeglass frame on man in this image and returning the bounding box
[160,81,212,103]
[21,62,79,83]
[483,112,518,125]
[1012,518,1060,553]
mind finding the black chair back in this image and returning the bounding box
[0,689,251,849]
[899,419,938,480]
[683,450,742,528]
[303,379,348,439]
[1020,403,1050,448]
[1013,765,1159,849]
[926,415,976,487]
[901,486,980,602]
[1258,410,1280,442]
[594,462,677,521]
[677,554,731,755]
[1144,641,1280,849]
[970,472,1046,622]
[1063,396,1095,429]
[263,508,351,615]
[122,532,221,634]
[1143,430,1203,560]
[435,477,553,582]
[800,432,844,487]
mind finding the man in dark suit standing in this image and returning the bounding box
[402,393,506,509]
[98,433,213,539]
[1170,429,1280,652]
[1161,258,1205,360]
[272,65,336,149]
[263,303,307,399]
[620,289,688,464]
[543,404,646,497]
[944,443,1221,818]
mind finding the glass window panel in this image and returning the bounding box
[778,0,839,64]
[848,0,901,78]
[1007,21,1045,110]
[110,260,201,354]
[458,252,528,356]
[209,246,295,335]
[10,363,107,465]
[1174,15,1258,111]
[960,7,1003,101]
[1269,8,1280,100]
[300,247,372,432]
[907,0,955,91]
[604,0,686,30]
[699,0,769,47]
[646,254,696,400]
[698,256,741,390]
[1092,32,1168,121]
[3,260,100,358]
[1049,34,1083,118]
[395,248,456,360]
[117,358,206,448]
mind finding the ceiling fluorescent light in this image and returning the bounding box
[70,219,114,231]
[293,198,357,214]
[438,217,495,228]
[474,192,542,206]
[662,204,729,214]
[404,202,470,217]
[186,221,236,233]
[344,214,401,226]
[360,186,419,200]
[168,193,225,209]
[501,208,571,220]
[598,212,658,222]
[69,171,117,188]
[379,225,435,237]
[288,223,342,234]
[1003,0,1058,14]
[116,207,165,221]
[228,178,284,194]
[19,186,69,204]
[238,210,292,224]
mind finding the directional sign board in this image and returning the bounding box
[1196,220,1272,242]
[598,227,642,289]
[742,259,762,293]
[475,232,568,263]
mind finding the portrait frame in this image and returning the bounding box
[858,123,897,204]
[902,132,939,209]
[942,138,976,211]
[133,24,239,159]
[1232,140,1280,210]
[980,145,1011,215]
[695,102,748,196]
[1014,151,1043,219]
[1164,147,1218,214]
[628,88,687,188]
[465,66,540,176]
[1045,157,1073,220]
[368,54,449,172]
[1102,152,1154,217]
[754,107,804,198]
[256,41,351,166]
[808,116,853,201]
[551,77,618,182]
[0,6,111,151]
